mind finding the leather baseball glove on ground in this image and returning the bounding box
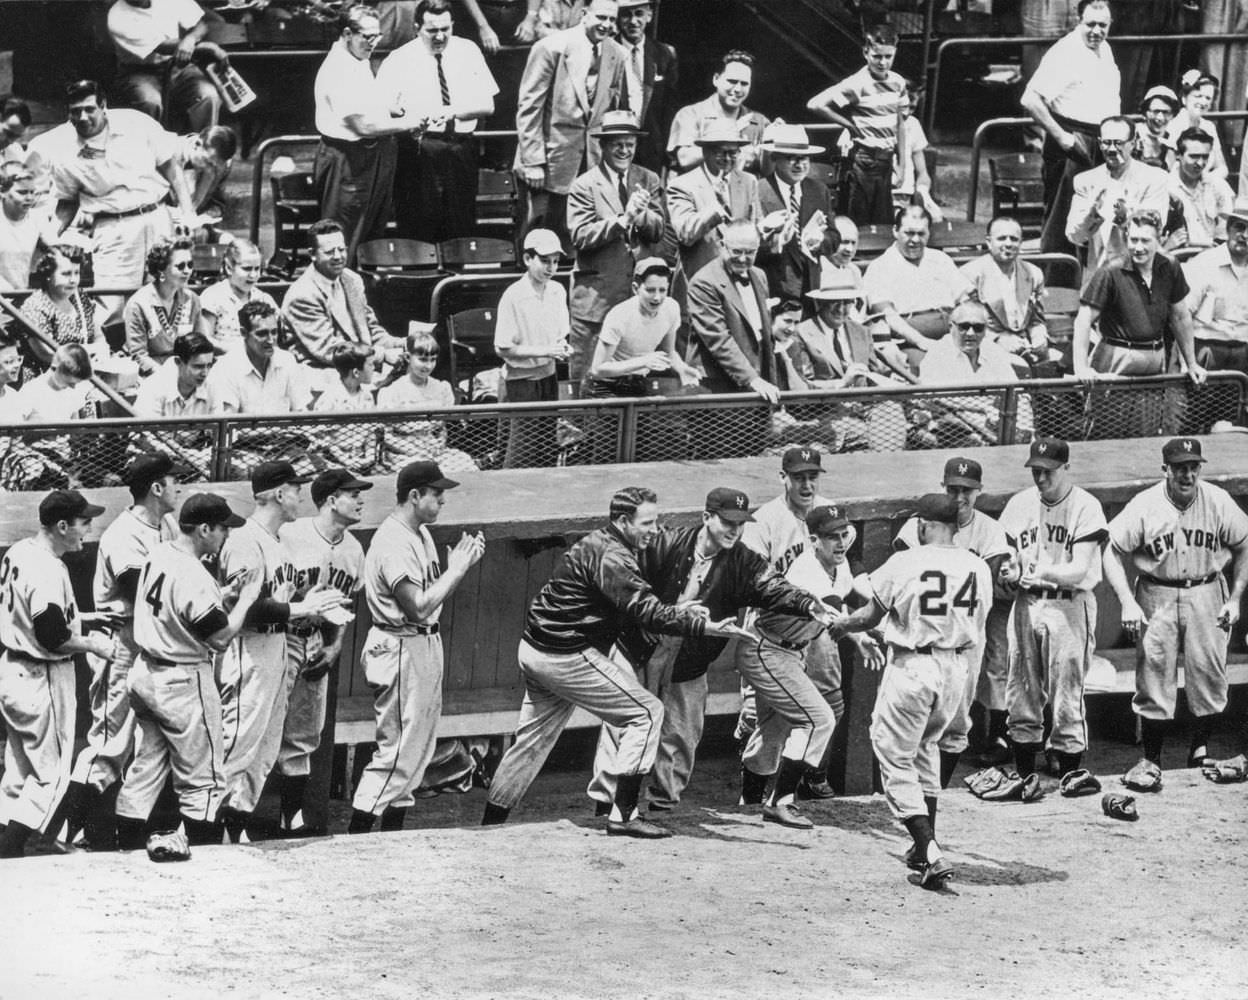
[1121,758,1163,792]
[147,829,191,863]
[1201,754,1248,784]
[1059,768,1102,797]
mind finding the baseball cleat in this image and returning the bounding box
[919,856,954,887]
[762,802,813,829]
[606,817,673,839]
[903,845,925,871]
[797,776,836,800]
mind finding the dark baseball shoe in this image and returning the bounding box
[762,802,813,829]
[903,844,925,871]
[606,817,672,839]
[919,856,954,887]
[797,775,836,800]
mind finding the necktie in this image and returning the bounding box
[732,274,751,287]
[587,41,601,104]
[630,45,644,112]
[617,170,630,211]
[788,183,800,219]
[435,52,452,134]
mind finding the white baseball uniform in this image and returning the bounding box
[218,518,297,814]
[999,485,1108,754]
[1109,480,1248,720]
[116,540,232,823]
[0,536,80,832]
[895,509,1011,750]
[351,513,445,817]
[868,545,991,820]
[277,517,364,778]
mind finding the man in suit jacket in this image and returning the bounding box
[666,118,763,289]
[959,216,1050,363]
[281,219,406,368]
[514,0,629,242]
[616,0,679,173]
[757,123,833,305]
[567,110,666,381]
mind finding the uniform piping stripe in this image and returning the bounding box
[195,667,221,823]
[755,637,818,765]
[361,638,409,816]
[584,649,658,775]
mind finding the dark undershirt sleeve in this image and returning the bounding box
[115,567,141,606]
[242,597,291,629]
[32,606,73,652]
[189,607,230,642]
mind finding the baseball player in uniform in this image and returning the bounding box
[1103,437,1248,775]
[737,446,839,821]
[587,487,831,815]
[0,490,113,859]
[217,461,343,842]
[114,494,263,849]
[806,504,881,792]
[348,461,485,834]
[66,453,186,850]
[831,493,992,887]
[999,437,1108,780]
[482,487,753,838]
[893,457,1012,785]
[276,469,370,834]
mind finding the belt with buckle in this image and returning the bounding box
[377,622,439,636]
[320,135,379,152]
[94,202,160,222]
[1140,571,1219,589]
[759,630,808,652]
[1099,336,1164,351]
[1026,586,1076,600]
[852,146,893,163]
[910,643,972,655]
[0,647,62,665]
[287,623,321,638]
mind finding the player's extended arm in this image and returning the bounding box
[1221,537,1248,628]
[33,605,112,660]
[205,576,265,651]
[1028,537,1103,588]
[828,595,886,639]
[394,532,485,621]
[599,549,711,638]
[1101,543,1147,636]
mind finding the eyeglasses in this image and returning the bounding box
[1099,138,1129,148]
[352,29,382,42]
[169,261,193,271]
[953,322,987,333]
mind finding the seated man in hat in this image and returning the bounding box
[567,110,666,384]
[666,118,763,288]
[863,204,971,373]
[755,122,832,305]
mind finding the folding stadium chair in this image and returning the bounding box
[475,169,519,239]
[191,243,226,284]
[989,153,1045,236]
[445,307,502,390]
[437,237,517,272]
[270,170,319,268]
[357,238,442,331]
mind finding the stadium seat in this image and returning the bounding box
[270,171,319,265]
[357,238,442,333]
[191,243,226,283]
[438,236,517,272]
[989,153,1045,236]
[475,169,520,238]
[445,307,502,390]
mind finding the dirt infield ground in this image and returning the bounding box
[5,735,1247,1000]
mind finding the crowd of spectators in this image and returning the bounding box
[0,0,1246,490]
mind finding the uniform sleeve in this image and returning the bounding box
[218,532,261,585]
[868,556,899,611]
[1107,494,1146,553]
[376,538,426,593]
[997,494,1026,547]
[977,517,1012,561]
[1217,490,1248,547]
[893,517,919,551]
[1073,491,1109,545]
[176,568,227,629]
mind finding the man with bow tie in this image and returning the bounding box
[282,219,406,373]
[567,110,665,382]
[666,118,763,289]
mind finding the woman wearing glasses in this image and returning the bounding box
[122,237,202,375]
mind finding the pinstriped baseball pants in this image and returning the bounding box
[488,640,665,812]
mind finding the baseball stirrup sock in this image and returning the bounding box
[0,822,34,859]
[739,767,769,805]
[1140,718,1167,765]
[115,816,148,852]
[902,815,934,858]
[1056,751,1082,777]
[481,802,510,826]
[612,773,645,821]
[380,806,407,832]
[770,758,805,806]
[938,750,961,789]
[925,795,937,835]
[1188,715,1214,756]
[183,815,222,847]
[1014,742,1042,778]
[348,809,376,834]
[280,775,309,826]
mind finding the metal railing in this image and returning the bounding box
[967,109,1248,222]
[927,32,1248,133]
[2,373,1241,492]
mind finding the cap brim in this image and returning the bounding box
[716,510,756,524]
[942,476,982,488]
[222,512,247,528]
[1164,454,1207,464]
[81,502,106,518]
[1024,457,1064,469]
[337,476,375,491]
[430,476,459,490]
[784,462,823,474]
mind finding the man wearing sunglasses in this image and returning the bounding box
[1067,115,1169,273]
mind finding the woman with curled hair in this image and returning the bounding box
[196,239,277,352]
[17,243,106,383]
[123,237,202,375]
[1165,71,1228,180]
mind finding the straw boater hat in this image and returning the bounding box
[1226,197,1248,227]
[694,118,751,147]
[761,121,825,157]
[806,269,864,302]
[591,109,646,139]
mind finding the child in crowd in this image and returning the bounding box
[892,87,943,223]
[377,328,478,472]
[313,343,381,472]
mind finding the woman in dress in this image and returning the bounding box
[18,243,105,383]
[123,237,202,375]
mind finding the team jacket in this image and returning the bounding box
[524,524,711,655]
[620,525,820,683]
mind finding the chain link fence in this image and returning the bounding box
[1,374,1241,491]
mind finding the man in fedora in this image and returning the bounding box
[757,121,833,303]
[1183,199,1248,375]
[567,109,666,382]
[666,117,762,286]
[615,0,679,173]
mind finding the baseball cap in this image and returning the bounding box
[251,460,312,495]
[806,504,850,536]
[1024,436,1069,470]
[942,456,983,488]
[523,229,563,256]
[781,446,823,474]
[633,256,672,282]
[311,468,375,507]
[397,460,459,498]
[916,493,959,524]
[125,453,192,495]
[179,493,246,529]
[705,486,755,524]
[1162,437,1207,464]
[39,489,105,527]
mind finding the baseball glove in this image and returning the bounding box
[1059,768,1103,797]
[146,829,191,863]
[1201,754,1248,784]
[1121,758,1163,793]
[964,766,1026,801]
[1101,792,1138,821]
